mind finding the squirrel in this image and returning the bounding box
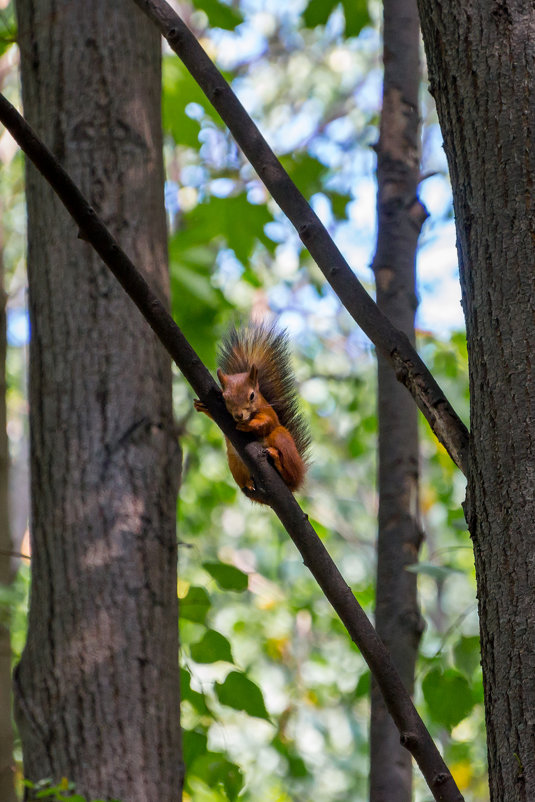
[194,323,310,504]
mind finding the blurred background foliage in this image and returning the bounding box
[0,0,487,799]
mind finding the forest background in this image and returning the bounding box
[0,0,482,799]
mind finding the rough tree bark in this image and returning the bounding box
[370,1,426,799]
[13,1,182,799]
[416,3,535,800]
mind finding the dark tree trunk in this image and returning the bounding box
[416,2,535,800]
[0,211,16,802]
[13,1,182,800]
[370,0,426,799]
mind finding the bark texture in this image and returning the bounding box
[370,1,425,799]
[416,2,535,800]
[13,2,182,799]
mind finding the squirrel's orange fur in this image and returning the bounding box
[194,324,310,503]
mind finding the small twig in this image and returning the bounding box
[0,547,31,560]
[131,0,469,477]
[419,169,440,182]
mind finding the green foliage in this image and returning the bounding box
[0,1,16,57]
[189,753,244,801]
[180,585,211,623]
[203,562,249,591]
[302,0,370,38]
[0,562,30,666]
[178,553,271,798]
[422,667,476,730]
[190,0,243,30]
[167,192,276,363]
[454,635,481,679]
[191,629,234,663]
[174,195,275,265]
[279,153,326,198]
[162,56,223,147]
[181,667,211,715]
[279,153,352,221]
[215,671,271,720]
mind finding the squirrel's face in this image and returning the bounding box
[218,365,260,422]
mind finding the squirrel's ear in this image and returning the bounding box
[249,364,258,385]
[217,368,227,388]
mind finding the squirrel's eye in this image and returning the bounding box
[249,391,255,401]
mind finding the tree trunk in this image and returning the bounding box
[370,0,426,799]
[416,3,535,800]
[13,2,182,800]
[0,209,16,802]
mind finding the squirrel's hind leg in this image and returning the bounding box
[265,431,305,492]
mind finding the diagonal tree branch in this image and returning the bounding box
[131,0,469,476]
[0,93,463,802]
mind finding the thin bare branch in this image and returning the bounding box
[0,93,463,802]
[131,0,469,476]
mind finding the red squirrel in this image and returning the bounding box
[194,324,310,503]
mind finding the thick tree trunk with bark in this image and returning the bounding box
[370,1,426,800]
[416,3,535,800]
[13,1,182,799]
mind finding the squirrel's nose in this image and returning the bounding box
[234,412,243,421]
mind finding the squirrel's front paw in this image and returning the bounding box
[235,421,250,431]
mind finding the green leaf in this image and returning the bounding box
[215,671,270,720]
[302,0,370,35]
[422,667,475,729]
[272,736,309,779]
[180,586,211,623]
[329,191,352,220]
[453,635,481,678]
[190,753,244,801]
[447,508,468,531]
[177,195,275,264]
[162,56,222,145]
[302,0,339,28]
[307,518,330,541]
[185,777,228,801]
[168,240,232,367]
[0,6,16,58]
[340,0,370,37]
[168,195,275,360]
[355,670,370,698]
[191,629,234,664]
[203,562,248,591]
[279,153,326,197]
[191,0,243,29]
[183,728,208,768]
[181,667,210,714]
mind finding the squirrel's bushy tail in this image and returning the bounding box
[218,323,311,463]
